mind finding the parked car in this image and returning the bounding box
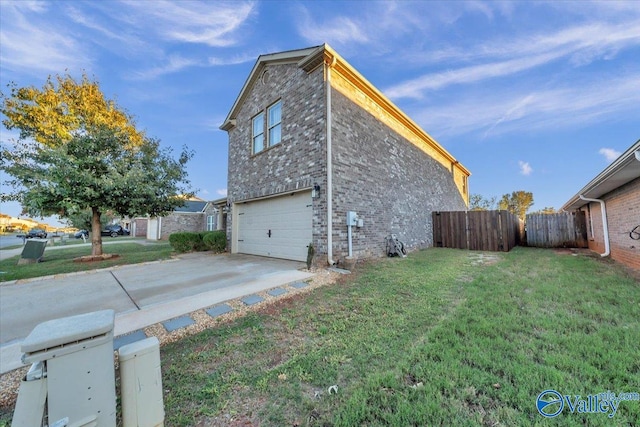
[101,225,130,237]
[74,229,89,239]
[26,228,48,239]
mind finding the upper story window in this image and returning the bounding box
[251,100,282,155]
[252,112,264,154]
[268,101,281,147]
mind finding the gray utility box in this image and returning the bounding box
[14,310,117,427]
[119,337,165,427]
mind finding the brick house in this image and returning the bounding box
[562,139,640,271]
[220,44,470,264]
[133,198,225,240]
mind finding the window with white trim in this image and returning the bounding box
[207,215,215,231]
[251,100,282,154]
[252,112,264,154]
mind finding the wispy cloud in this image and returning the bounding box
[129,55,203,80]
[518,161,533,176]
[295,7,369,47]
[599,148,622,162]
[0,3,90,75]
[386,20,640,99]
[410,73,640,138]
[386,52,564,99]
[120,0,255,47]
[216,189,228,197]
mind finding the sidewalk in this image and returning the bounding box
[0,252,314,374]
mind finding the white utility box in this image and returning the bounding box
[119,337,165,427]
[15,310,117,427]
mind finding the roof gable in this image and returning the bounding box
[220,45,322,131]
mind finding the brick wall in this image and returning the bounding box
[331,90,467,260]
[160,213,206,240]
[582,177,640,271]
[226,59,468,263]
[226,63,328,253]
[133,218,147,237]
[603,177,640,270]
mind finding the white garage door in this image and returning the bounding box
[236,191,312,262]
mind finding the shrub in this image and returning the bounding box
[203,231,226,253]
[169,232,203,253]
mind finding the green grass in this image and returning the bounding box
[157,247,639,426]
[0,241,174,282]
[1,247,638,426]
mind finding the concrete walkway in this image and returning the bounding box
[0,251,314,374]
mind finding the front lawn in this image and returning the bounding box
[158,247,639,426]
[0,241,174,282]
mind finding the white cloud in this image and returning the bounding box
[409,72,640,138]
[0,3,90,75]
[519,161,533,176]
[295,7,369,46]
[599,148,622,162]
[129,55,203,80]
[386,20,640,99]
[216,189,228,197]
[120,0,255,47]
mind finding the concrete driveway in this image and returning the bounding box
[0,253,313,372]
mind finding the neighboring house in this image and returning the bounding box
[562,140,640,271]
[220,44,470,264]
[136,198,226,240]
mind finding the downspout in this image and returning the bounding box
[326,54,337,265]
[579,195,610,257]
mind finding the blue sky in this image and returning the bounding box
[1,0,639,227]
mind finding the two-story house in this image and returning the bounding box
[221,44,470,265]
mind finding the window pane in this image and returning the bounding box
[252,113,264,154]
[253,134,264,153]
[269,124,281,146]
[268,101,281,146]
[268,101,281,126]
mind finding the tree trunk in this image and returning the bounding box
[91,207,103,256]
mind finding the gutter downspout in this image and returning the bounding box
[326,54,337,265]
[579,195,610,257]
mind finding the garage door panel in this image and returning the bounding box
[236,191,312,262]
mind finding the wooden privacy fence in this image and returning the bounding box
[433,210,524,252]
[525,211,588,248]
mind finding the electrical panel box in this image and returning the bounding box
[18,310,117,427]
[347,211,358,226]
[119,337,165,427]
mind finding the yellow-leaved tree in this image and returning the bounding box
[1,74,193,256]
[1,73,144,147]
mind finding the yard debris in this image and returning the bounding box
[493,383,501,389]
[410,381,424,389]
[327,385,338,394]
[278,373,287,381]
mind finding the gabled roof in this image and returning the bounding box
[562,139,640,210]
[220,45,322,132]
[174,200,208,213]
[219,43,470,178]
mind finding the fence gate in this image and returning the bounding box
[433,210,523,252]
[525,211,588,248]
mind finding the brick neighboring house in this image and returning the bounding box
[562,139,640,271]
[134,198,226,240]
[220,44,470,264]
